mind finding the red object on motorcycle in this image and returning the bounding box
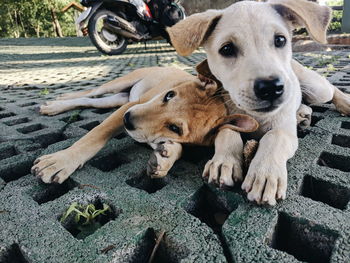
[144,3,153,18]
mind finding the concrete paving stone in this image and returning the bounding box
[0,37,349,263]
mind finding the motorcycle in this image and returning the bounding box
[76,0,186,55]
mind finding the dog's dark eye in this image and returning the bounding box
[274,35,287,48]
[219,42,238,57]
[163,91,176,102]
[167,124,182,135]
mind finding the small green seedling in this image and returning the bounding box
[66,110,81,124]
[315,55,341,67]
[39,88,50,96]
[327,64,336,72]
[60,202,112,239]
[61,202,111,225]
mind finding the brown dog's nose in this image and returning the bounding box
[254,78,284,101]
[123,111,135,130]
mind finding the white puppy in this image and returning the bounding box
[167,0,350,205]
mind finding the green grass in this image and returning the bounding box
[60,202,112,239]
[39,88,50,96]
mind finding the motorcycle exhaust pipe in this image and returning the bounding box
[104,22,143,41]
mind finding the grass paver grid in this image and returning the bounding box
[0,37,349,263]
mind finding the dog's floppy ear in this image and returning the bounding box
[196,59,222,96]
[216,114,259,133]
[196,59,221,86]
[269,0,332,44]
[167,10,222,56]
[204,114,258,144]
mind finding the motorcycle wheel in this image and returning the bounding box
[88,9,128,55]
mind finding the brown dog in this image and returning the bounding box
[32,67,258,184]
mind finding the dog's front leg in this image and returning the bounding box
[147,142,183,178]
[32,102,137,183]
[241,127,298,206]
[203,128,243,188]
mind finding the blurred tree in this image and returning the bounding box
[326,0,343,33]
[0,0,79,38]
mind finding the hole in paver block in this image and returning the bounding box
[115,132,127,139]
[183,185,237,262]
[0,244,29,263]
[126,171,168,194]
[130,228,189,263]
[297,128,310,139]
[28,106,41,113]
[93,108,114,114]
[3,117,29,126]
[17,124,45,134]
[61,115,83,124]
[33,179,78,205]
[80,121,100,131]
[183,184,237,230]
[311,106,328,113]
[18,102,37,107]
[341,121,350,129]
[317,152,350,172]
[0,112,16,119]
[310,116,324,127]
[61,198,119,240]
[270,213,338,263]
[0,146,18,161]
[0,160,32,182]
[35,132,66,147]
[331,134,350,148]
[90,152,129,172]
[181,145,213,164]
[301,175,350,210]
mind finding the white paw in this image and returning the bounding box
[297,104,312,128]
[147,143,177,178]
[40,101,66,115]
[31,150,80,184]
[241,159,287,206]
[202,154,243,188]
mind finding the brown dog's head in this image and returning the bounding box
[123,78,258,145]
[167,0,331,116]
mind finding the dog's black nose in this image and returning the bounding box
[123,111,135,130]
[254,78,284,101]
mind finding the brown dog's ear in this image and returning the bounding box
[166,10,222,56]
[196,59,221,86]
[204,114,258,145]
[197,77,218,97]
[269,0,332,44]
[216,114,259,133]
[196,59,222,96]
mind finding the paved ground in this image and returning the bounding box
[0,37,350,263]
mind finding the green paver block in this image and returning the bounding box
[0,38,349,262]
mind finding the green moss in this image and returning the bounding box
[39,88,50,96]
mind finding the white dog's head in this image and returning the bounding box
[168,0,331,116]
